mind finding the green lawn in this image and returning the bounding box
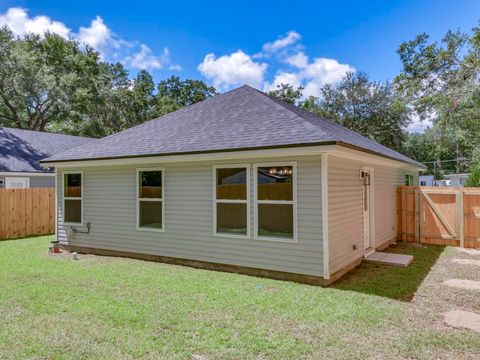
[1,236,480,359]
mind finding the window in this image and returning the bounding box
[254,163,296,241]
[137,168,164,231]
[63,172,82,224]
[405,174,414,186]
[213,165,250,237]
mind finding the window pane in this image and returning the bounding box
[64,173,81,197]
[65,199,82,223]
[216,168,247,200]
[139,171,162,198]
[139,200,162,229]
[257,166,293,201]
[258,204,293,239]
[216,203,247,235]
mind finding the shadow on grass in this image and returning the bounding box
[0,234,54,242]
[331,243,445,302]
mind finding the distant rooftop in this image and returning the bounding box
[0,127,96,173]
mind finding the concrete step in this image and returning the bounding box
[364,252,413,267]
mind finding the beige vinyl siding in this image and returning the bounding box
[56,155,324,276]
[328,157,364,274]
[328,156,417,274]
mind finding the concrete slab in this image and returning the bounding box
[364,252,413,267]
[444,279,480,292]
[457,248,480,256]
[444,310,480,332]
[452,258,480,267]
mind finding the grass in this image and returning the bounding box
[333,243,445,301]
[1,236,480,359]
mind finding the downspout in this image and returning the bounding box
[321,153,330,280]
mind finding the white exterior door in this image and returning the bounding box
[5,177,29,189]
[361,169,374,255]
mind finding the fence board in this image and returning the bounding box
[0,188,55,239]
[398,186,480,249]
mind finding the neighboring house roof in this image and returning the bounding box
[0,127,96,173]
[42,85,424,168]
[445,173,469,179]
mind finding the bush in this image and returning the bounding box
[465,165,480,187]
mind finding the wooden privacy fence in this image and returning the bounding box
[398,186,480,248]
[0,188,55,239]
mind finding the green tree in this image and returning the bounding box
[156,76,216,108]
[267,83,305,105]
[0,27,104,132]
[313,72,411,151]
[0,27,217,137]
[395,27,480,167]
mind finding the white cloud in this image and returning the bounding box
[169,64,182,71]
[263,71,302,92]
[197,50,268,90]
[285,51,308,69]
[124,45,174,70]
[0,7,70,38]
[264,56,354,98]
[302,58,354,97]
[126,44,162,69]
[0,7,178,72]
[200,30,354,94]
[77,16,113,49]
[262,31,301,53]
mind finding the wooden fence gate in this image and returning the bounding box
[397,186,480,248]
[0,188,55,239]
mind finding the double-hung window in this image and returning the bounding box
[213,165,250,237]
[254,163,297,242]
[137,168,164,231]
[63,172,83,224]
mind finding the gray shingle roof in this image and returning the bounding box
[0,127,95,173]
[42,85,424,168]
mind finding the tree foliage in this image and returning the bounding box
[0,27,216,137]
[268,73,410,151]
[396,27,480,170]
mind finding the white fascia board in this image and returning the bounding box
[41,144,420,170]
[0,171,54,177]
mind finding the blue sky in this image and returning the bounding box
[1,0,479,130]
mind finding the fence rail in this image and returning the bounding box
[397,186,480,248]
[0,188,55,239]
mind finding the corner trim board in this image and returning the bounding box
[321,153,330,279]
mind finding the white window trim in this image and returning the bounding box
[253,162,298,243]
[63,171,83,226]
[361,166,375,255]
[213,164,250,239]
[136,167,165,232]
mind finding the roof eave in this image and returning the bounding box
[40,141,424,170]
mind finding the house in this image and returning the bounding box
[444,173,469,187]
[0,127,95,189]
[419,175,434,186]
[41,85,425,285]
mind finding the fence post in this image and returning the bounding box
[415,187,420,243]
[401,187,406,243]
[458,188,465,248]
